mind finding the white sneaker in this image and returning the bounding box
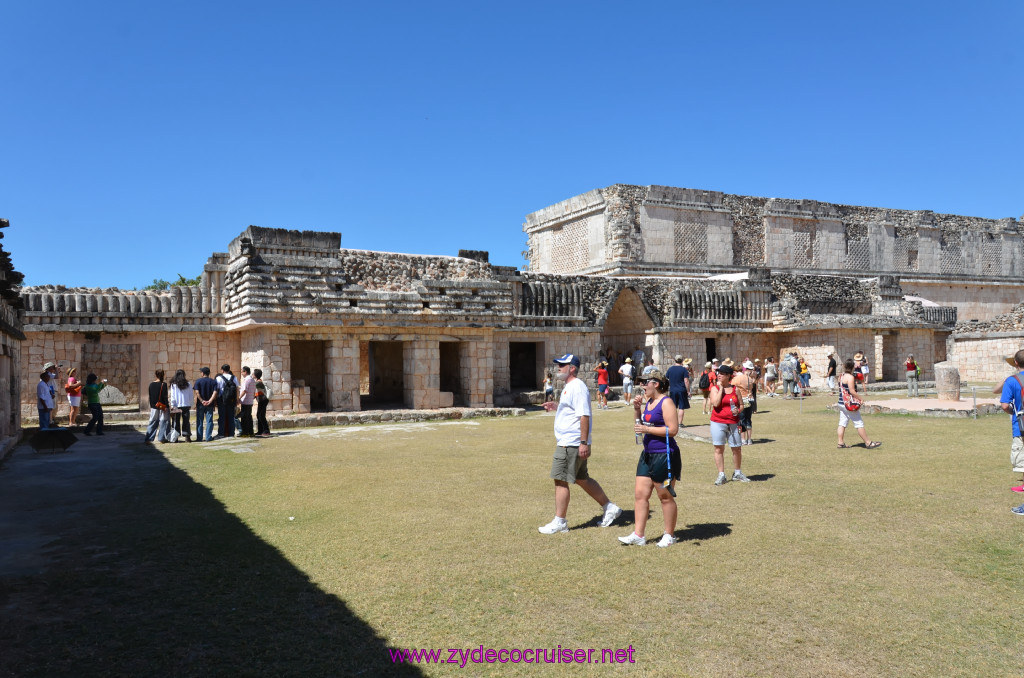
[600,503,622,527]
[657,533,678,548]
[538,518,568,534]
[714,472,727,486]
[618,532,646,546]
[732,470,751,482]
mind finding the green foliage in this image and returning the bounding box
[143,273,201,290]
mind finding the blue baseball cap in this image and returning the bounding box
[553,353,581,368]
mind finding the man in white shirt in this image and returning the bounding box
[538,353,621,534]
[37,371,55,429]
[618,357,635,399]
[238,366,258,437]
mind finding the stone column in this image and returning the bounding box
[934,361,961,401]
[327,336,360,411]
[404,339,439,409]
[463,338,494,408]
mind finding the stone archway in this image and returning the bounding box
[600,288,655,380]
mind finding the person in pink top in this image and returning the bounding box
[239,366,258,437]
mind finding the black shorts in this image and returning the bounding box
[670,390,690,410]
[739,406,754,431]
[636,449,683,484]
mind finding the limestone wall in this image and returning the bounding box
[524,184,1023,282]
[905,280,1024,322]
[951,333,1024,382]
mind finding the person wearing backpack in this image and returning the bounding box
[698,362,714,415]
[1000,350,1024,505]
[216,364,239,438]
[837,358,881,450]
[905,354,920,398]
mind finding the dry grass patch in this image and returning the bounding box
[165,401,1024,677]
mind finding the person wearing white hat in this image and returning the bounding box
[618,357,635,399]
[538,353,622,534]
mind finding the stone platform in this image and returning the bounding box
[827,397,1003,418]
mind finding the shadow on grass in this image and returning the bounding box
[674,522,733,543]
[0,428,423,677]
[569,509,636,531]
[746,473,775,482]
[750,438,776,444]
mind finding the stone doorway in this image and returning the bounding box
[600,288,655,368]
[509,342,540,390]
[439,341,466,407]
[362,341,405,409]
[290,340,328,412]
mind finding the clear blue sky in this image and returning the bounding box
[3,1,1022,288]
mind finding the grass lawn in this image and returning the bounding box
[3,394,1024,677]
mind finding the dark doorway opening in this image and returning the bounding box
[509,342,539,390]
[439,342,466,407]
[362,341,405,409]
[290,340,328,412]
[704,337,717,365]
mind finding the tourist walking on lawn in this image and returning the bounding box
[665,355,690,428]
[82,373,105,435]
[538,353,621,534]
[999,351,1024,507]
[254,368,272,437]
[239,366,257,437]
[764,357,778,396]
[837,359,881,449]
[619,367,680,547]
[708,364,750,485]
[37,371,54,430]
[144,370,170,443]
[216,365,239,438]
[65,367,83,427]
[906,354,920,397]
[169,369,193,443]
[735,361,757,445]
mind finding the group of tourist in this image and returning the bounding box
[537,347,893,547]
[35,362,108,435]
[34,361,273,442]
[144,364,272,443]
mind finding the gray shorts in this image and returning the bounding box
[710,422,742,448]
[1012,437,1024,473]
[551,445,590,483]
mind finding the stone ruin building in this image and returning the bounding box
[0,219,24,453]
[15,184,1024,418]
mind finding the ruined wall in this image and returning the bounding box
[20,330,241,415]
[951,333,1024,382]
[524,184,1023,282]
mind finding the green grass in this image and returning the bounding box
[3,397,1024,677]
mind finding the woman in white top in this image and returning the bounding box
[168,369,195,442]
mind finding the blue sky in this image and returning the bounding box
[3,1,1022,288]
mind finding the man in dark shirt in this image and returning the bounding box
[665,355,691,428]
[193,367,219,442]
[826,354,838,394]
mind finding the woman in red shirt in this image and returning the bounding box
[594,361,610,410]
[905,354,919,398]
[708,365,750,485]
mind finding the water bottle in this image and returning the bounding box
[730,399,740,417]
[635,419,642,444]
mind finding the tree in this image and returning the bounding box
[143,273,201,290]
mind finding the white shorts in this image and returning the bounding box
[838,406,864,429]
[710,421,742,447]
[827,376,836,390]
[68,396,81,407]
